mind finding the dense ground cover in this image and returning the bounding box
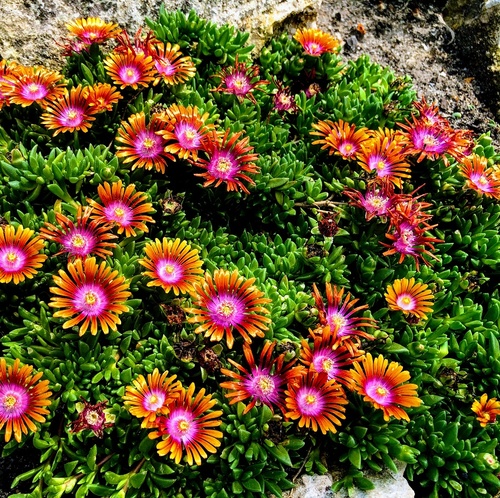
[0,8,499,498]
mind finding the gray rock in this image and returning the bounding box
[0,0,322,67]
[282,461,414,498]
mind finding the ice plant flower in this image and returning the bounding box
[348,353,421,421]
[311,119,372,160]
[123,369,182,427]
[211,55,269,104]
[70,399,115,438]
[148,383,223,466]
[343,178,403,221]
[156,104,214,161]
[294,28,341,56]
[66,17,121,45]
[272,80,299,114]
[472,394,500,427]
[357,129,411,187]
[83,83,122,113]
[139,238,204,295]
[103,49,156,90]
[39,205,117,260]
[458,154,500,200]
[0,225,47,284]
[312,283,376,341]
[385,277,434,321]
[0,60,19,109]
[220,340,305,415]
[87,180,155,237]
[49,257,131,336]
[115,112,172,173]
[41,85,97,135]
[382,220,441,270]
[192,129,260,194]
[151,42,196,86]
[0,358,52,443]
[185,269,272,349]
[284,370,348,434]
[2,64,66,108]
[299,326,362,386]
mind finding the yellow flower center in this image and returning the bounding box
[321,358,334,372]
[89,32,97,40]
[218,301,236,317]
[163,264,175,275]
[178,419,190,433]
[3,394,17,410]
[28,83,40,93]
[215,158,232,173]
[233,77,246,90]
[67,110,78,120]
[114,207,125,218]
[143,137,155,150]
[6,252,18,263]
[305,394,317,405]
[344,144,353,152]
[184,129,196,140]
[149,394,158,404]
[401,296,412,305]
[126,69,135,78]
[477,176,488,186]
[423,135,438,146]
[376,160,386,170]
[85,410,100,425]
[309,43,320,53]
[376,386,388,397]
[71,234,86,248]
[257,376,274,395]
[370,197,384,208]
[84,291,98,306]
[330,315,346,330]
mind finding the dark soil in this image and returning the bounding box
[317,0,500,146]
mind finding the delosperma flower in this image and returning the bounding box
[70,399,115,438]
[66,17,122,45]
[471,393,500,427]
[185,269,272,349]
[0,358,52,443]
[348,353,421,422]
[83,83,122,113]
[139,238,204,295]
[41,85,97,135]
[39,205,117,260]
[148,383,223,466]
[311,119,372,160]
[294,28,341,56]
[220,340,305,415]
[49,257,131,336]
[458,154,500,200]
[155,104,214,161]
[211,55,269,104]
[151,42,196,86]
[285,370,348,434]
[385,277,434,321]
[299,326,362,386]
[312,283,376,341]
[192,129,260,194]
[123,369,182,427]
[87,180,155,237]
[0,225,47,284]
[104,49,156,90]
[357,128,411,187]
[115,112,172,173]
[2,64,66,108]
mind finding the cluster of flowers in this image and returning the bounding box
[1,17,500,472]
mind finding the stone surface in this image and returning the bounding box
[443,0,500,117]
[0,0,321,67]
[283,461,414,498]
